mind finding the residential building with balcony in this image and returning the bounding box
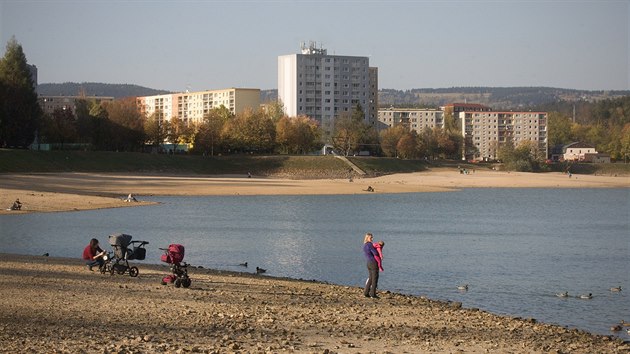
[377,108,444,133]
[278,42,378,138]
[460,111,548,161]
[137,88,260,125]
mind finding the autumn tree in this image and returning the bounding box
[379,125,407,157]
[0,37,41,147]
[396,131,419,159]
[275,115,321,154]
[264,100,286,123]
[193,105,232,156]
[498,140,541,171]
[547,112,573,147]
[41,108,77,148]
[223,108,275,153]
[332,104,376,156]
[144,111,167,147]
[102,98,145,151]
[167,116,194,152]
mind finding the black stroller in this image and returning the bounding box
[160,244,191,288]
[102,233,149,277]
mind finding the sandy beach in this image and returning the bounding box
[0,253,628,353]
[1,169,629,352]
[1,168,628,214]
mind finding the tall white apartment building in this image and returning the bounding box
[460,111,548,161]
[377,108,444,133]
[278,42,378,137]
[137,88,260,125]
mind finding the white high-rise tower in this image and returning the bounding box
[278,42,378,137]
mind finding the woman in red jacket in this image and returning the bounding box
[82,238,106,271]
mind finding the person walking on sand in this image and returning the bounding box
[82,238,106,271]
[363,233,380,298]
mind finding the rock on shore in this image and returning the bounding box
[0,254,627,353]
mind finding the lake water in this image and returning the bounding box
[1,188,628,339]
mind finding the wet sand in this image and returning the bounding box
[1,168,628,215]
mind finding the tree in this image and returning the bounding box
[223,108,275,153]
[264,100,286,123]
[275,115,321,154]
[332,112,362,156]
[396,131,419,159]
[547,112,573,148]
[40,108,77,148]
[442,105,459,134]
[167,116,193,153]
[103,98,145,151]
[332,104,374,156]
[619,124,630,163]
[193,106,232,155]
[144,111,167,147]
[379,125,407,157]
[0,37,41,147]
[498,140,541,171]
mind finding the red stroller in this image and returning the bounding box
[160,244,191,288]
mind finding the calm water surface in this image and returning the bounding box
[1,188,628,338]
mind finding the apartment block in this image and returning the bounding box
[39,95,114,115]
[278,42,378,137]
[137,88,260,125]
[377,108,444,133]
[460,111,548,161]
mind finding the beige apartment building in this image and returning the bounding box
[460,111,548,161]
[38,95,114,115]
[137,88,260,125]
[377,108,444,133]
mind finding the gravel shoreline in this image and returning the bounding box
[1,253,628,353]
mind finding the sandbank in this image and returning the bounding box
[1,168,628,214]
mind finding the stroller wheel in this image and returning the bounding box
[174,279,182,288]
[182,278,191,288]
[129,267,139,277]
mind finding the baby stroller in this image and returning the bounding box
[160,244,191,288]
[103,233,149,277]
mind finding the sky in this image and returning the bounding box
[1,0,628,92]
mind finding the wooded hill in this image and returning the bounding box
[38,83,628,112]
[37,82,170,98]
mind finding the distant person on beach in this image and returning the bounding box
[82,238,106,271]
[373,240,385,272]
[363,233,380,298]
[10,198,22,210]
[124,194,138,202]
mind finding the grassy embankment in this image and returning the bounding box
[0,149,429,178]
[1,149,628,177]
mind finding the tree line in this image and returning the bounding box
[2,38,628,166]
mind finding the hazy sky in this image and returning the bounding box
[1,0,628,92]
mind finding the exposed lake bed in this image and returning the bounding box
[1,170,628,351]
